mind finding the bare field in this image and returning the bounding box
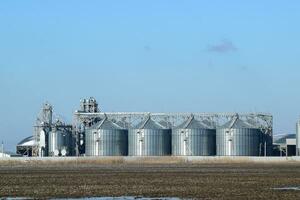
[0,160,300,199]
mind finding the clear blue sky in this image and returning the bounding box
[1,1,300,151]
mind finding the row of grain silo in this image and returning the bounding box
[84,115,272,156]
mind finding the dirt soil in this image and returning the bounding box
[0,161,300,199]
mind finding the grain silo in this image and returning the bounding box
[216,116,262,156]
[48,128,75,157]
[172,116,216,156]
[128,116,171,156]
[245,118,273,156]
[85,117,128,156]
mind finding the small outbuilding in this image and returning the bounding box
[273,134,296,156]
[16,136,35,156]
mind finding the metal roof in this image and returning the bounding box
[159,120,173,128]
[135,117,166,129]
[220,118,256,129]
[92,118,124,129]
[114,120,132,129]
[274,134,295,144]
[17,136,35,146]
[176,116,209,129]
[201,119,216,129]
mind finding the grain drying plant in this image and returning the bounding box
[29,103,75,157]
[21,97,273,157]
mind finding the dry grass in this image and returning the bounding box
[0,156,298,167]
[0,157,126,167]
[126,156,186,164]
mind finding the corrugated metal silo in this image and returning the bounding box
[48,129,75,156]
[128,116,171,156]
[85,117,128,156]
[259,130,273,156]
[172,116,216,156]
[245,118,273,156]
[216,116,262,156]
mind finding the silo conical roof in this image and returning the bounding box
[221,118,255,129]
[92,117,124,129]
[200,119,216,129]
[176,116,209,129]
[159,120,173,128]
[115,120,131,129]
[135,117,166,129]
[244,118,260,128]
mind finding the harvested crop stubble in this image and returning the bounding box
[0,161,300,199]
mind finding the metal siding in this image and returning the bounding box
[128,128,171,156]
[216,128,261,156]
[256,130,272,156]
[84,129,94,156]
[85,128,128,156]
[48,130,74,156]
[172,128,216,156]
